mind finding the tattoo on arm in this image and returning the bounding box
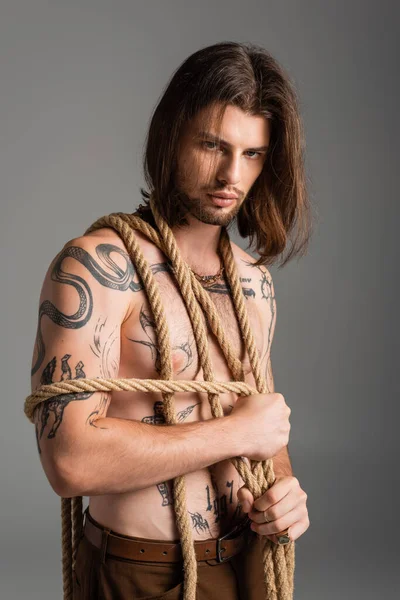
[32,243,137,376]
[86,394,110,429]
[90,316,119,378]
[34,354,94,454]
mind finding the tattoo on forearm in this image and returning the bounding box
[32,243,137,376]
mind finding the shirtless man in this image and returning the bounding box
[31,41,310,599]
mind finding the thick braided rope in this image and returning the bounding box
[89,212,244,382]
[90,212,198,598]
[25,206,295,599]
[147,198,294,598]
[93,203,295,598]
[219,229,295,599]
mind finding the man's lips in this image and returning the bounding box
[207,193,237,207]
[208,192,239,199]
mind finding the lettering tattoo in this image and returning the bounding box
[205,479,235,524]
[34,354,93,454]
[32,243,137,376]
[127,305,195,374]
[141,401,201,505]
[150,261,257,299]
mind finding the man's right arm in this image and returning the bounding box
[31,234,243,498]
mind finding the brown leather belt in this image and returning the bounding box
[83,508,251,564]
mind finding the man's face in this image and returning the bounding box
[174,103,270,227]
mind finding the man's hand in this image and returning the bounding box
[237,476,309,544]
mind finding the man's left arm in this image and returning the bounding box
[238,265,310,543]
[265,355,293,478]
[249,352,309,543]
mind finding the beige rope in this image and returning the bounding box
[24,195,295,599]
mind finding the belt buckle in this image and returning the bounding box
[216,517,251,564]
[216,535,229,564]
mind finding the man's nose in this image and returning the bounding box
[216,154,241,186]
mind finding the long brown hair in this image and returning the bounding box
[140,41,313,267]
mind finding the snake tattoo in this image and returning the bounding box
[31,243,138,376]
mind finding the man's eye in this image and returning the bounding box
[203,141,219,150]
[245,151,262,159]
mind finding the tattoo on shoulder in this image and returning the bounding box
[32,243,139,376]
[252,266,276,362]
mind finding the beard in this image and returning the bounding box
[175,189,243,227]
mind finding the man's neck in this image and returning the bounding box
[171,215,223,274]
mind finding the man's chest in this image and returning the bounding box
[119,269,265,384]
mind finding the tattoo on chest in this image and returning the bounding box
[200,280,255,298]
[127,305,195,374]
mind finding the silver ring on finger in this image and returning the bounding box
[263,510,271,523]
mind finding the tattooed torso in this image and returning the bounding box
[32,225,276,541]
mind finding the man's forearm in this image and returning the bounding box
[57,415,243,497]
[272,445,293,478]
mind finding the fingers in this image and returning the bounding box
[236,485,254,513]
[250,506,304,537]
[249,492,296,524]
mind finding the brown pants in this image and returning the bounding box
[73,512,268,599]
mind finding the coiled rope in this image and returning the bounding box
[24,194,295,599]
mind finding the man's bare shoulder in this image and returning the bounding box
[229,240,275,305]
[229,240,272,276]
[82,225,165,264]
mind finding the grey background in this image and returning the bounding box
[1,1,398,598]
